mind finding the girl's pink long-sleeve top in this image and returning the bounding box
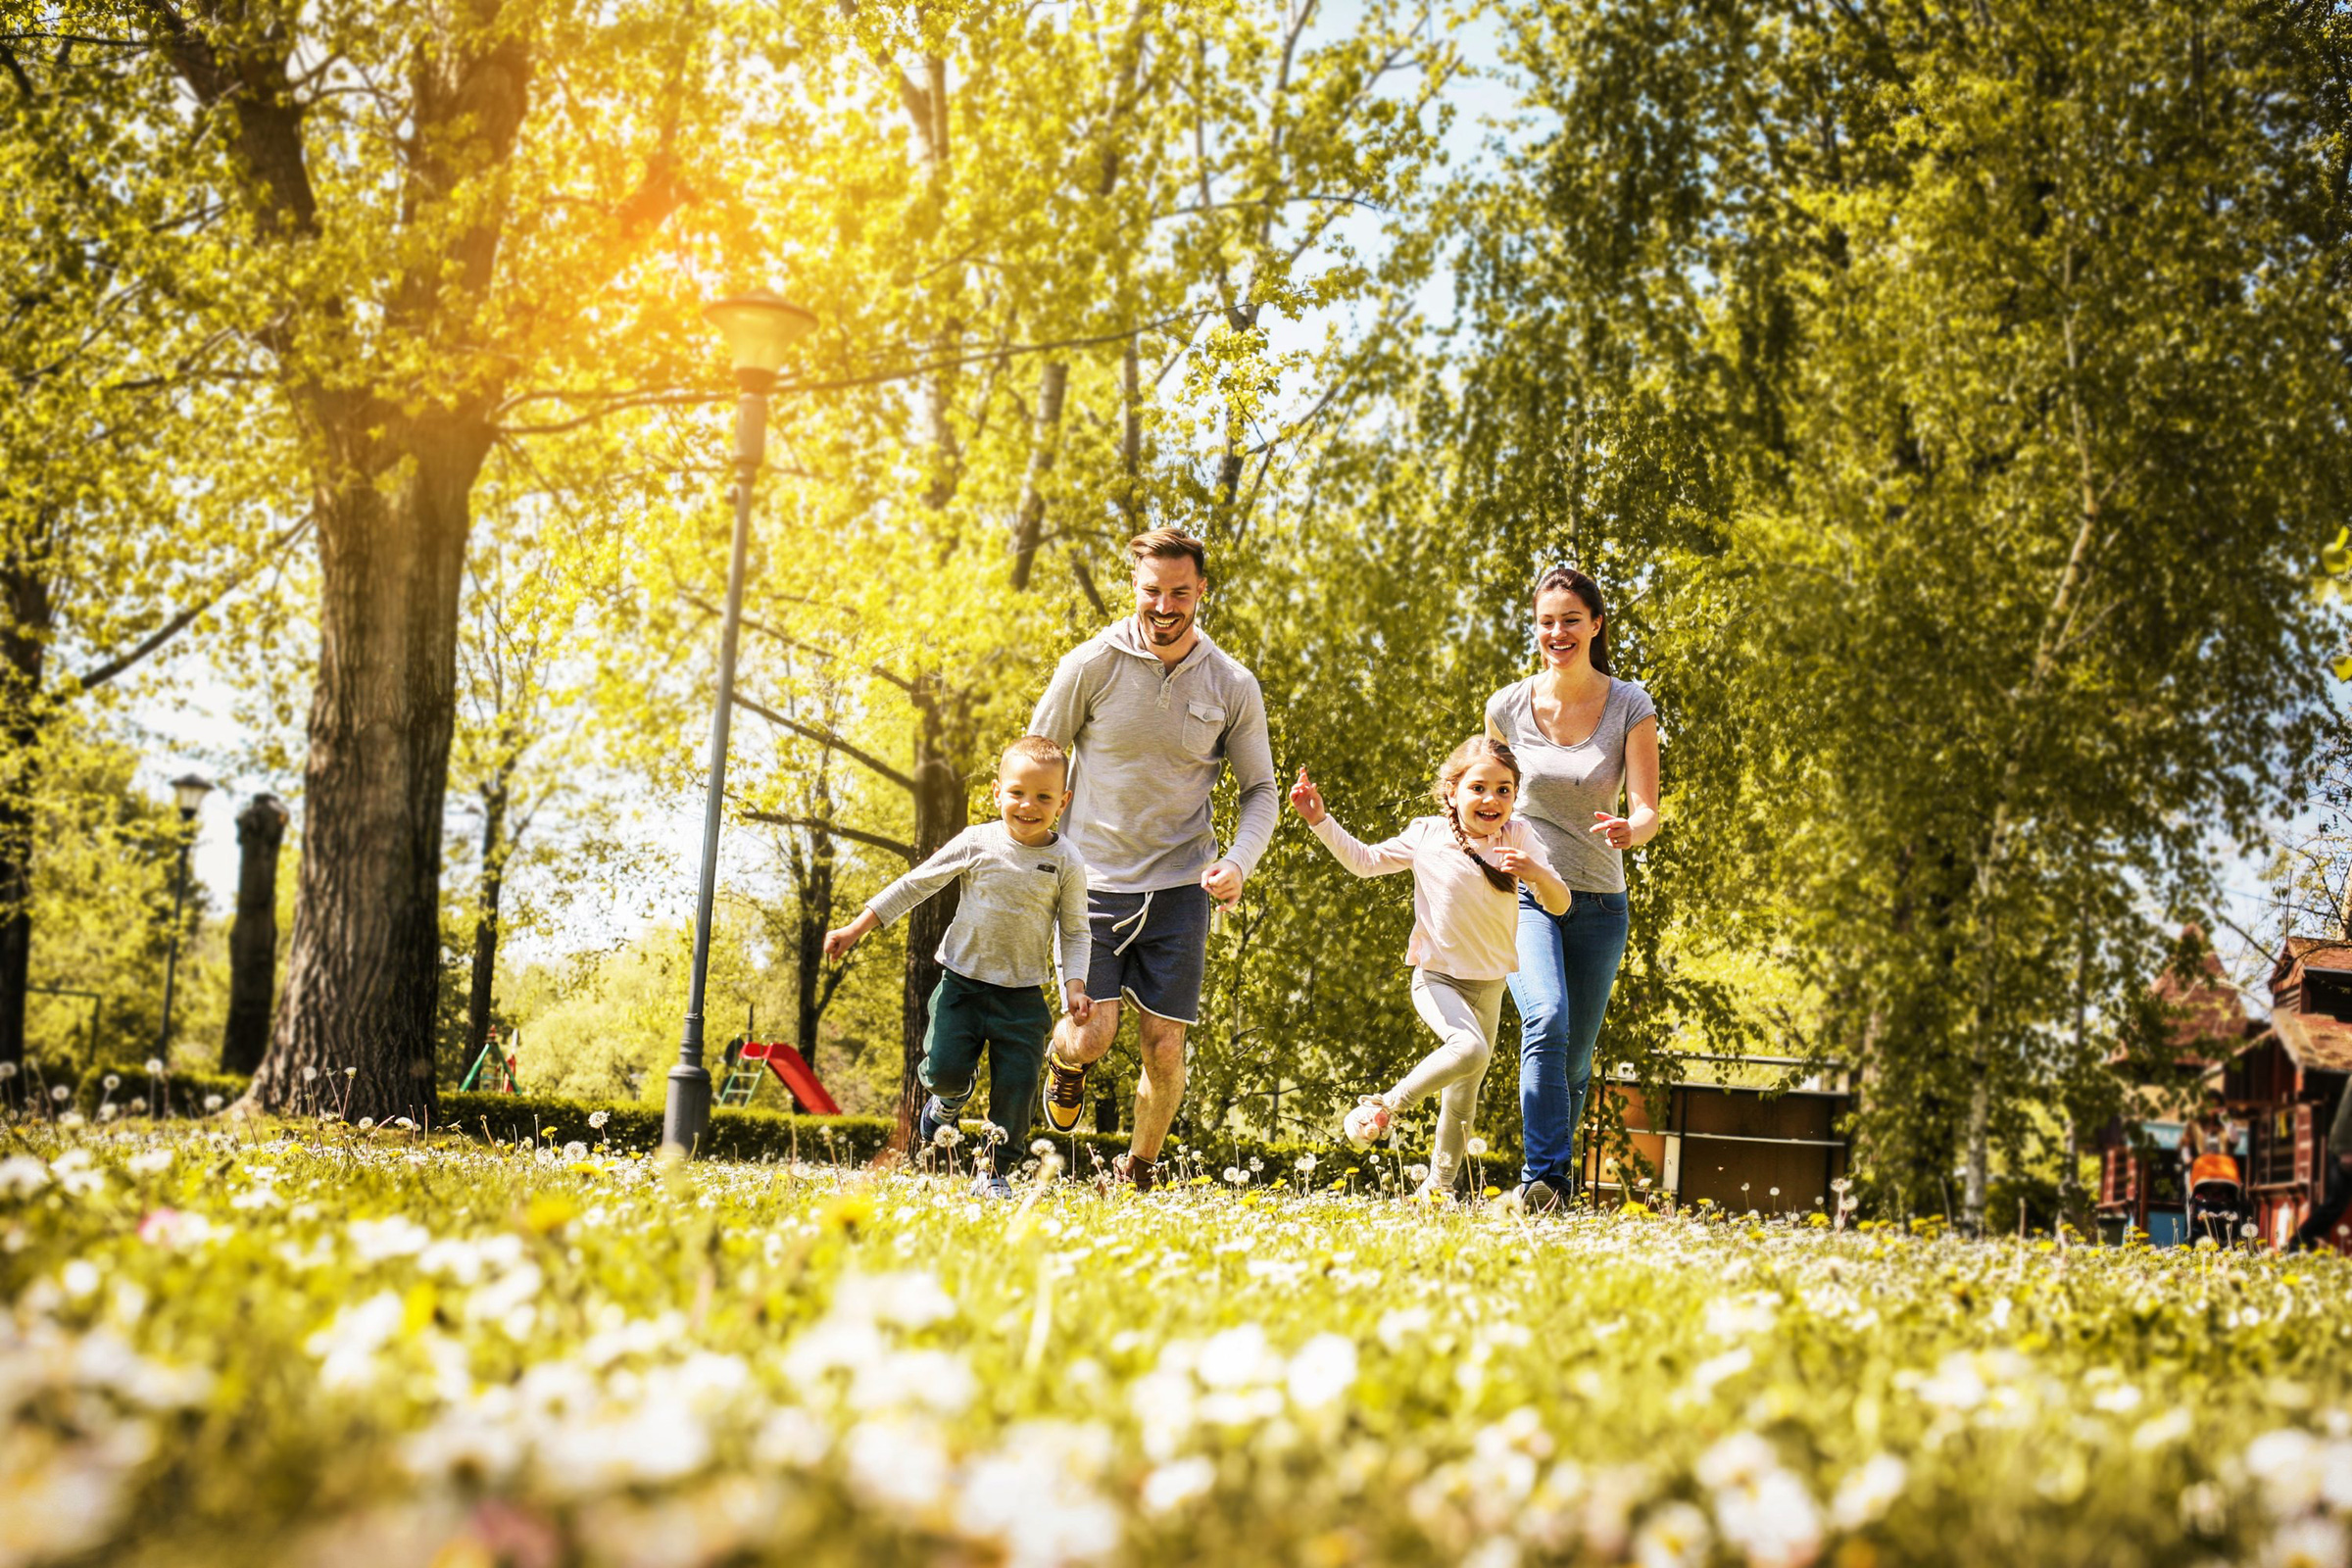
[1306,813,1560,981]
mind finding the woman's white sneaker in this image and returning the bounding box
[1343,1095,1394,1149]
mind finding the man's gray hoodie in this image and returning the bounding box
[1029,618,1279,895]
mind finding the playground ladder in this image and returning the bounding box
[713,1039,841,1115]
[459,1027,519,1094]
[716,1038,772,1107]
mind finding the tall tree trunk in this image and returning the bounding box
[464,765,513,1065]
[881,50,974,1138]
[1961,289,2107,1237]
[897,53,963,515]
[0,789,29,1073]
[147,0,534,1126]
[1007,362,1070,588]
[795,752,842,1081]
[0,527,52,1070]
[220,794,289,1074]
[1961,1065,1991,1235]
[1121,335,1143,527]
[2058,1110,2084,1239]
[247,416,490,1123]
[795,771,837,1067]
[2052,924,2091,1237]
[898,705,967,1143]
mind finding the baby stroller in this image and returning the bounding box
[2186,1150,2247,1245]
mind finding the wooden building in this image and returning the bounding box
[1576,1057,1851,1214]
[2216,937,2352,1254]
[2095,933,2258,1246]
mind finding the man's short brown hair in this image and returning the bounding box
[1001,734,1069,779]
[1128,527,1206,578]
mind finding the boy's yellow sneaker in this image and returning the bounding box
[1041,1052,1089,1133]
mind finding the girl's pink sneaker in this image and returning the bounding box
[1343,1096,1394,1149]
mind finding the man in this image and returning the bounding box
[1028,528,1278,1190]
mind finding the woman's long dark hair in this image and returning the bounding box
[1533,565,1612,676]
[1435,735,1521,895]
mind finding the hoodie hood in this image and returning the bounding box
[1102,614,1215,667]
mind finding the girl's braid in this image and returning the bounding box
[1446,796,1518,895]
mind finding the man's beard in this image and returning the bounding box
[1143,610,1192,644]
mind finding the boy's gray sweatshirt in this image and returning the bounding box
[1029,618,1279,894]
[863,823,1090,991]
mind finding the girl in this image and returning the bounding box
[1289,737,1572,1199]
[1485,566,1661,1211]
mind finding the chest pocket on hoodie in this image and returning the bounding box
[967,858,1056,925]
[1183,700,1226,759]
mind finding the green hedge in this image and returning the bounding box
[0,1056,112,1118]
[73,1062,253,1120]
[60,1062,1511,1187]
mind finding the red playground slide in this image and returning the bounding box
[763,1043,840,1115]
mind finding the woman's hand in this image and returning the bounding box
[1289,766,1328,825]
[1590,811,1636,851]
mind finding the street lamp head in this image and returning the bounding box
[170,773,214,819]
[703,290,816,393]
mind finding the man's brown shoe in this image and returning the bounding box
[1112,1152,1158,1193]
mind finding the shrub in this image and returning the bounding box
[74,1062,254,1121]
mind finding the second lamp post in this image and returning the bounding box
[662,290,817,1156]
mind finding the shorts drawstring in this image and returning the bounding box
[1109,890,1155,956]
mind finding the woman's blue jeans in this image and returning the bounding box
[1508,888,1630,1190]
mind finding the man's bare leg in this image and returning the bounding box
[1040,1001,1121,1137]
[1128,1011,1189,1162]
[1054,1000,1122,1068]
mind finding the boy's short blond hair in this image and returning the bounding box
[1001,734,1069,781]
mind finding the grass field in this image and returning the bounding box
[2,1119,2348,1567]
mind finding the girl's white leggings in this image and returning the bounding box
[1392,969,1506,1188]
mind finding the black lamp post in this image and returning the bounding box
[662,289,817,1155]
[157,772,214,1056]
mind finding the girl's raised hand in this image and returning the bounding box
[1488,843,1527,878]
[1289,766,1327,825]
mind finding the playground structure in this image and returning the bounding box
[717,1038,840,1115]
[2096,930,2349,1254]
[2216,937,2352,1252]
[459,1027,520,1094]
[2095,938,2254,1248]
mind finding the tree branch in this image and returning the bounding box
[491,308,1224,436]
[1155,193,1390,220]
[743,809,914,862]
[72,511,316,691]
[734,693,914,794]
[678,593,916,693]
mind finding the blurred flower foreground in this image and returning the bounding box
[2,1122,2347,1568]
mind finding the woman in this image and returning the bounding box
[1485,566,1660,1210]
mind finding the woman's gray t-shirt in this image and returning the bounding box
[1484,676,1656,894]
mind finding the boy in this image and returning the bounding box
[822,735,1093,1197]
